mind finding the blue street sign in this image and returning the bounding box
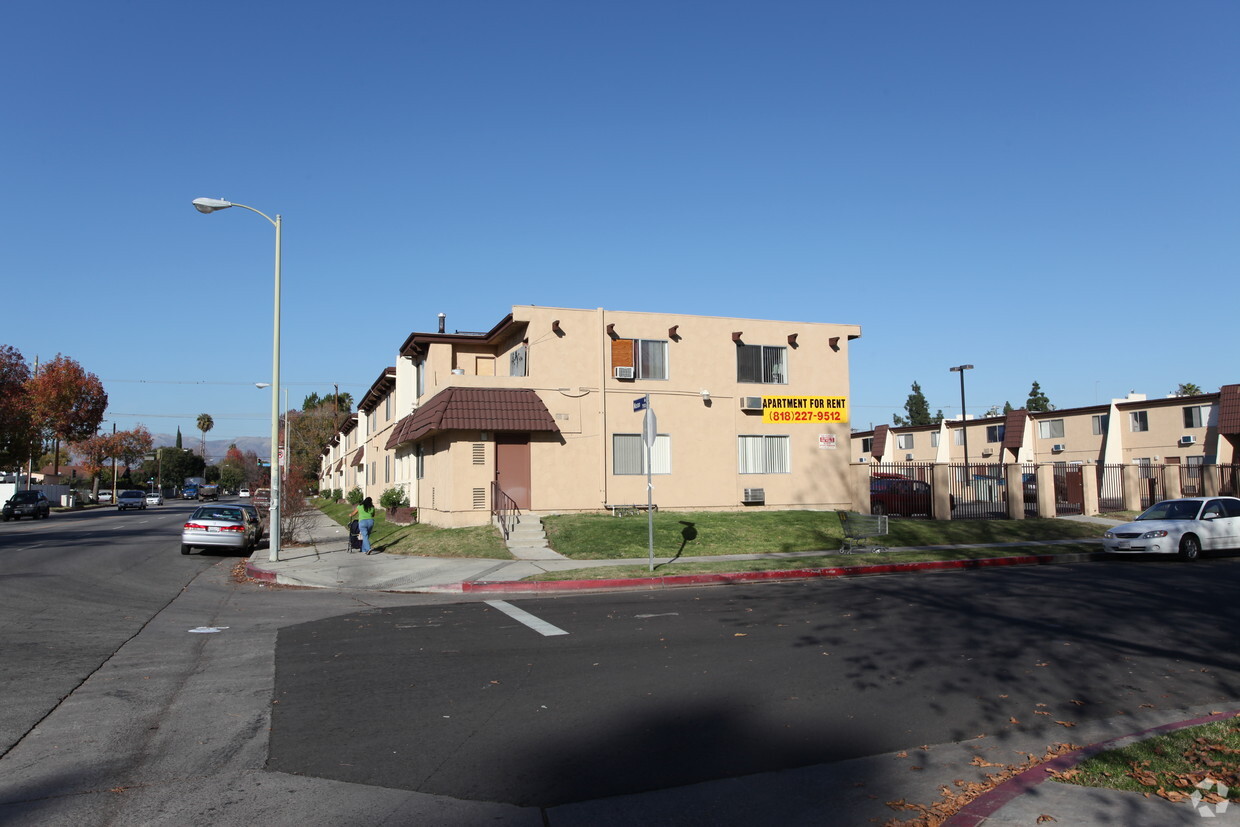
[633,396,648,412]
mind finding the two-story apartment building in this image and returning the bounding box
[852,387,1240,469]
[324,305,862,528]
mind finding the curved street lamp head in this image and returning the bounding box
[192,197,233,214]
[255,382,271,389]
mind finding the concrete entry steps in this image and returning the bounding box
[502,513,568,561]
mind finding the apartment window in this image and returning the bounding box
[986,425,1005,443]
[385,395,392,421]
[1134,457,1154,477]
[1091,414,1108,435]
[510,346,528,377]
[1038,419,1065,440]
[897,433,914,450]
[1183,405,1209,429]
[384,455,390,484]
[930,432,939,448]
[737,345,787,384]
[415,444,424,480]
[613,434,671,475]
[612,338,668,380]
[861,437,873,453]
[1130,411,1149,432]
[954,429,965,445]
[738,435,790,474]
[416,359,425,398]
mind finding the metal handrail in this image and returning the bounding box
[491,481,520,539]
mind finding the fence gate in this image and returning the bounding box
[1054,465,1084,516]
[947,463,1010,520]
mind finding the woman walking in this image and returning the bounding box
[350,496,377,554]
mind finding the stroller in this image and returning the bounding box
[347,519,362,553]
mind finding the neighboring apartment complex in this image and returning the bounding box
[850,386,1240,469]
[321,305,862,527]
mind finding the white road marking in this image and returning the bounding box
[485,600,569,637]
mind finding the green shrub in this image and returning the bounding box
[330,488,342,502]
[379,487,410,510]
[346,486,363,505]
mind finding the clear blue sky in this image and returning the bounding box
[4,1,1237,446]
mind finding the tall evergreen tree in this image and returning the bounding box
[1026,381,1053,411]
[893,381,934,426]
[176,427,183,449]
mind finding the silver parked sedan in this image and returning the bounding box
[181,505,260,555]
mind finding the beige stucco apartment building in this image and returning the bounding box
[851,387,1240,469]
[321,305,862,527]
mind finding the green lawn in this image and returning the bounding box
[315,500,510,558]
[542,510,1109,560]
[1058,717,1240,803]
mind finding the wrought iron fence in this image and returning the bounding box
[869,463,936,519]
[947,462,1010,520]
[1097,465,1125,513]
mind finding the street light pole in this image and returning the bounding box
[194,197,282,562]
[950,364,974,479]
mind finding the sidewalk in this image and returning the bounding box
[244,510,1234,825]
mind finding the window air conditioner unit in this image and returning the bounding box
[905,453,914,460]
[742,488,765,504]
[858,456,868,463]
[740,396,764,411]
[614,366,635,379]
[1180,435,1196,445]
[1052,444,1066,452]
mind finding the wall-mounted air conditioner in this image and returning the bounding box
[905,453,914,460]
[858,456,868,463]
[1180,435,1196,445]
[614,366,635,379]
[740,396,764,411]
[742,488,765,504]
[1052,444,1066,452]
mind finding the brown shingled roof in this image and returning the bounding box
[386,388,559,449]
[1218,384,1240,436]
[349,446,365,467]
[1002,409,1028,451]
[871,424,888,459]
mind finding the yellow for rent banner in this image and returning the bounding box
[760,396,849,424]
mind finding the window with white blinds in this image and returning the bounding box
[738,435,790,474]
[612,434,671,475]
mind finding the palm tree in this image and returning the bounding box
[196,413,214,463]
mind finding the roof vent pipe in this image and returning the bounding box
[438,312,446,333]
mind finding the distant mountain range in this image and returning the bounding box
[149,434,272,465]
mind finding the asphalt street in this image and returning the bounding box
[268,558,1240,809]
[3,503,1239,826]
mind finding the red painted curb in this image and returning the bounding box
[245,560,278,583]
[462,552,1094,593]
[943,708,1240,826]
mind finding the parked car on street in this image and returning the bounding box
[252,488,271,509]
[870,474,934,517]
[96,490,113,503]
[237,503,266,540]
[145,491,164,506]
[239,487,251,498]
[1102,497,1240,560]
[181,504,261,555]
[117,490,147,511]
[3,491,51,521]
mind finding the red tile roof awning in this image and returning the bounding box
[350,446,365,467]
[1218,384,1240,436]
[387,388,560,449]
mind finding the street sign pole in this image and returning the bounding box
[641,395,656,571]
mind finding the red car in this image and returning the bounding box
[870,474,934,517]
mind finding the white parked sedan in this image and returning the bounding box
[1102,497,1240,560]
[146,491,164,506]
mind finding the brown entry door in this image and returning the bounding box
[495,434,531,510]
